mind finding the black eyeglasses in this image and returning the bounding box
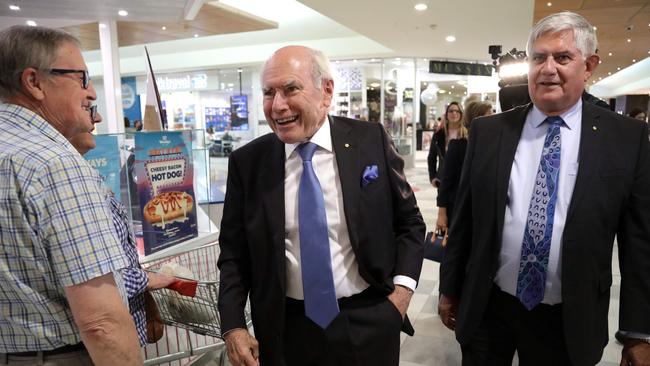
[49,68,90,89]
[89,105,97,121]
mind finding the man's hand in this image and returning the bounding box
[224,328,260,366]
[431,178,441,188]
[388,285,413,319]
[621,339,650,366]
[438,293,459,331]
[146,271,177,290]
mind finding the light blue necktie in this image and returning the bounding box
[297,142,339,328]
[516,116,563,310]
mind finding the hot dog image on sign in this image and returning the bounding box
[134,131,198,255]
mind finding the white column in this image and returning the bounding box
[98,21,124,133]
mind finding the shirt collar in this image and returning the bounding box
[0,103,76,151]
[284,115,332,160]
[530,99,582,130]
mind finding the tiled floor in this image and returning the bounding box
[398,151,623,366]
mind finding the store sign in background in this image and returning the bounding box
[83,135,121,202]
[428,61,493,77]
[122,76,142,124]
[134,131,198,256]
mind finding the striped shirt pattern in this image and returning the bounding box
[0,104,129,352]
[107,194,148,346]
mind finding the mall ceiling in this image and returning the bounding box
[0,0,648,90]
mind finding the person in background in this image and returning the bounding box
[630,107,647,122]
[217,45,425,366]
[124,116,131,129]
[0,25,141,365]
[438,12,650,366]
[427,102,463,187]
[133,119,143,131]
[68,107,176,347]
[435,101,493,235]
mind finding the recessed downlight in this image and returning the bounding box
[162,26,167,30]
[445,35,456,42]
[9,4,20,11]
[118,10,128,16]
[193,33,198,38]
[627,38,631,43]
[26,20,36,27]
[546,2,552,6]
[414,3,428,11]
[608,52,612,56]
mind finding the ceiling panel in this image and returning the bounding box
[59,3,277,50]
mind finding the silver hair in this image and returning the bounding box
[261,46,333,89]
[526,11,598,60]
[0,25,80,100]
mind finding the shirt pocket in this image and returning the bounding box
[562,162,579,206]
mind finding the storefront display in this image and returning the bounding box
[134,131,198,255]
[83,134,122,201]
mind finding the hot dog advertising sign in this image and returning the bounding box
[134,131,198,255]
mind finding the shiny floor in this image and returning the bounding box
[398,151,623,366]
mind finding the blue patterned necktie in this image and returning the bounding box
[297,142,339,328]
[516,116,563,310]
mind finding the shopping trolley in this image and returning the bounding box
[141,242,252,366]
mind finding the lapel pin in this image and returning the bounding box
[344,143,350,148]
[592,126,597,131]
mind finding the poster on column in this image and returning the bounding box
[134,130,198,255]
[83,134,122,202]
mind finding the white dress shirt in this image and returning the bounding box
[494,100,582,304]
[284,117,415,300]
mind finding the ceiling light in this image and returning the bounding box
[598,60,602,64]
[99,23,106,29]
[395,58,401,61]
[451,85,455,89]
[26,20,36,27]
[547,2,552,6]
[445,35,456,42]
[608,72,611,75]
[448,91,452,94]
[633,59,636,62]
[193,34,198,38]
[608,52,612,56]
[162,26,167,30]
[617,67,621,70]
[118,10,128,16]
[593,26,597,31]
[627,38,631,43]
[438,89,446,94]
[9,5,20,11]
[414,3,428,11]
[353,59,358,63]
[371,58,377,62]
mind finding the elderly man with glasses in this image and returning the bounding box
[0,26,142,365]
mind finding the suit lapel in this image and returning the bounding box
[495,105,529,245]
[566,103,602,223]
[330,116,361,250]
[262,136,287,291]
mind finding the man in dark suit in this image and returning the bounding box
[438,11,650,366]
[217,45,425,366]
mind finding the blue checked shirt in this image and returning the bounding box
[0,103,129,352]
[107,195,148,346]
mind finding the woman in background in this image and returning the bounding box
[427,102,463,187]
[436,101,493,234]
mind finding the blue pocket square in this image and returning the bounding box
[361,165,379,187]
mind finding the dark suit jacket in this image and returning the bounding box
[436,137,467,211]
[440,102,650,366]
[217,115,425,365]
[427,128,446,181]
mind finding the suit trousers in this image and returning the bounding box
[461,285,573,366]
[283,288,402,366]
